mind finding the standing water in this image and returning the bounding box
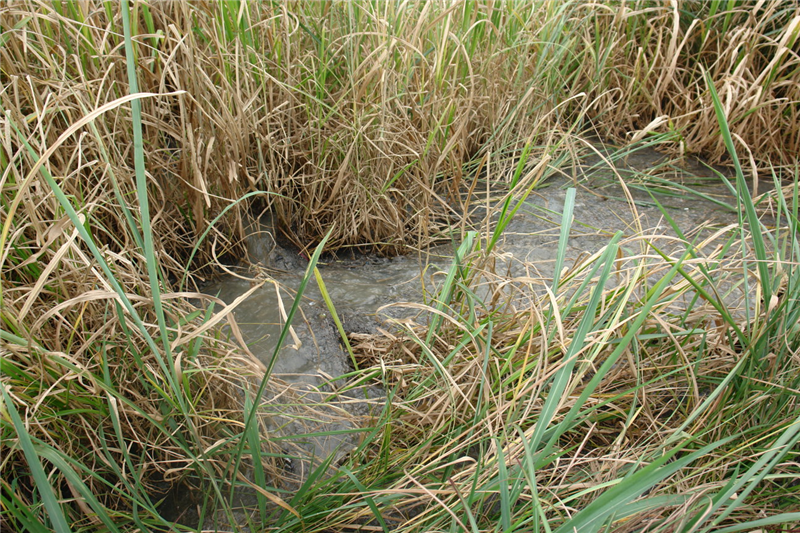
[202,145,744,488]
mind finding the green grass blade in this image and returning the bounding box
[553,436,735,533]
[712,513,800,533]
[493,438,512,532]
[121,0,174,364]
[530,231,622,456]
[230,227,335,503]
[685,415,800,533]
[551,187,576,291]
[1,384,72,533]
[35,447,127,533]
[340,466,390,533]
[705,69,771,306]
[314,266,358,370]
[244,390,268,525]
[426,231,477,344]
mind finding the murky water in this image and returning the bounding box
[195,143,749,525]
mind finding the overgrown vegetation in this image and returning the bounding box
[1,1,798,532]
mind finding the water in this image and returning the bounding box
[196,143,748,525]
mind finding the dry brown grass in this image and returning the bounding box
[345,222,799,531]
[3,1,797,266]
[582,1,800,170]
[0,1,563,267]
[0,276,277,515]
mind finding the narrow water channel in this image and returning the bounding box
[201,145,743,493]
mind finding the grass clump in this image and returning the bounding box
[346,173,800,531]
[580,0,800,169]
[4,1,797,260]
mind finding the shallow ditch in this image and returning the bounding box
[181,144,753,527]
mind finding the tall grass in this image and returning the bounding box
[581,1,800,171]
[347,167,799,531]
[3,2,797,264]
[1,1,799,532]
